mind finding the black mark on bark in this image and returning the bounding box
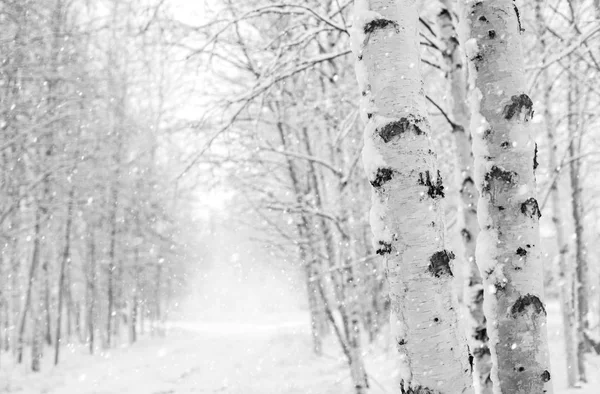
[521,197,541,219]
[483,166,518,193]
[541,370,551,382]
[438,8,451,19]
[511,294,546,317]
[503,94,534,121]
[460,176,474,193]
[428,250,455,278]
[534,143,539,170]
[516,247,527,256]
[475,326,489,342]
[418,170,445,199]
[474,288,484,304]
[364,19,399,34]
[488,30,496,39]
[400,382,440,394]
[376,241,392,256]
[471,52,484,71]
[378,117,424,142]
[371,168,393,188]
[461,228,472,242]
[473,345,491,358]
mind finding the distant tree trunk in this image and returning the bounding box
[438,3,491,392]
[154,262,162,336]
[107,180,119,348]
[352,0,473,391]
[86,228,97,355]
[568,66,588,384]
[463,1,553,392]
[10,234,20,355]
[140,301,146,336]
[43,262,52,346]
[130,247,140,345]
[129,293,138,344]
[536,0,579,386]
[566,0,589,382]
[17,208,42,364]
[342,238,369,393]
[31,282,43,372]
[54,185,74,365]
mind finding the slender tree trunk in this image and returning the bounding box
[31,281,43,372]
[130,247,140,345]
[438,3,492,392]
[17,208,42,364]
[54,185,74,365]
[342,238,369,393]
[10,234,20,356]
[535,0,579,386]
[154,262,162,336]
[86,228,97,355]
[463,1,553,392]
[568,70,588,384]
[352,1,473,391]
[106,180,119,348]
[43,262,52,346]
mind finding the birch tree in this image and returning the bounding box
[462,1,552,392]
[352,0,472,391]
[437,2,491,391]
[534,0,579,387]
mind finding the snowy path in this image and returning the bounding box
[1,306,598,393]
[1,316,366,394]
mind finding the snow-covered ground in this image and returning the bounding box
[1,301,598,393]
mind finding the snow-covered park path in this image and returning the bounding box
[1,303,598,393]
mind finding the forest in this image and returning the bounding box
[1,0,600,393]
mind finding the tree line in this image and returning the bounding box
[0,0,202,370]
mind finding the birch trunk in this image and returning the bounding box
[352,1,473,391]
[86,228,96,354]
[462,1,553,392]
[535,0,579,386]
[568,73,588,383]
[16,208,42,364]
[54,184,74,364]
[106,176,119,348]
[43,262,52,346]
[31,281,43,372]
[438,3,492,392]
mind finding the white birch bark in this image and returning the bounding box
[438,3,492,392]
[462,1,553,392]
[352,1,473,391]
